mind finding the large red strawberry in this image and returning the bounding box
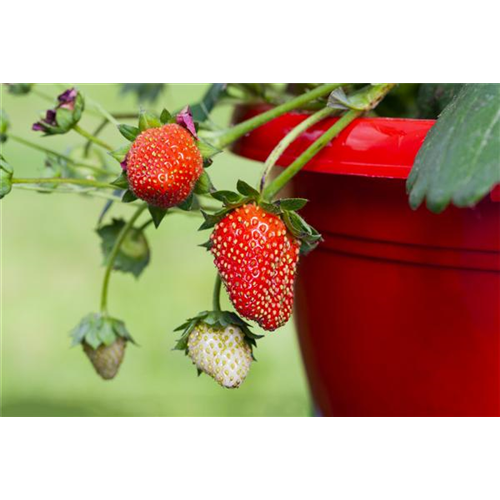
[210,203,301,331]
[126,123,203,209]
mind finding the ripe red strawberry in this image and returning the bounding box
[210,203,301,331]
[126,123,203,209]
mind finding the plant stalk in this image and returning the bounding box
[206,83,344,149]
[73,124,113,151]
[12,177,115,190]
[260,106,334,191]
[100,204,148,314]
[212,274,222,312]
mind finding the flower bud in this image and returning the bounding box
[0,154,13,199]
[32,88,84,135]
[0,109,9,143]
[6,83,33,95]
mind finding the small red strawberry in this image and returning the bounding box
[126,123,203,209]
[210,203,301,331]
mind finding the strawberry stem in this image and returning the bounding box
[259,106,334,192]
[12,177,117,189]
[100,204,148,315]
[262,84,396,201]
[213,274,222,312]
[73,124,113,151]
[204,83,344,150]
[8,134,110,175]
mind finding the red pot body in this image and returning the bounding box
[233,106,500,416]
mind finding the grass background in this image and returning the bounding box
[1,84,310,417]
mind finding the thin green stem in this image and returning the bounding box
[85,96,120,127]
[12,177,115,190]
[262,111,361,201]
[260,106,333,192]
[138,219,155,231]
[84,119,108,157]
[262,84,396,201]
[73,124,113,151]
[100,204,147,314]
[12,184,128,203]
[8,134,110,174]
[212,274,222,312]
[205,83,344,149]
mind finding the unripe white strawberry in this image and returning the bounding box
[83,337,127,380]
[187,322,252,388]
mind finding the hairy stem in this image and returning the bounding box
[73,124,113,151]
[206,83,344,149]
[212,274,222,312]
[12,177,116,190]
[260,106,333,191]
[262,84,396,200]
[100,204,148,314]
[8,134,110,175]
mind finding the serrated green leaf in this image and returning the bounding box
[111,319,136,344]
[98,320,116,346]
[408,84,500,213]
[139,110,161,131]
[277,198,308,211]
[122,190,138,203]
[236,180,260,199]
[148,205,168,228]
[118,124,140,142]
[97,218,150,278]
[110,171,129,189]
[160,108,173,124]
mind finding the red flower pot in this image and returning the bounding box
[232,105,500,416]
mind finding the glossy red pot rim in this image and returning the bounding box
[232,104,435,180]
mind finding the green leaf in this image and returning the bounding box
[148,205,168,228]
[55,107,74,131]
[160,108,173,124]
[417,84,464,119]
[196,139,222,159]
[0,154,14,199]
[109,144,130,163]
[177,192,196,211]
[211,190,243,205]
[190,84,227,122]
[277,198,308,211]
[408,84,500,213]
[122,190,138,203]
[194,170,215,195]
[118,124,140,142]
[259,201,282,215]
[139,110,161,131]
[198,208,231,230]
[236,180,260,199]
[96,218,150,278]
[110,171,129,189]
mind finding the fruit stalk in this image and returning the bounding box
[259,106,334,191]
[262,110,361,200]
[206,83,344,149]
[12,177,116,190]
[7,134,109,174]
[73,124,113,151]
[262,84,396,201]
[212,274,222,312]
[100,203,148,315]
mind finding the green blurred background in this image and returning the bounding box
[1,84,310,416]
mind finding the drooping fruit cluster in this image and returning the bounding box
[126,123,203,209]
[210,203,301,331]
[83,337,127,380]
[187,322,253,388]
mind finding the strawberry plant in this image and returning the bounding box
[2,83,498,387]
